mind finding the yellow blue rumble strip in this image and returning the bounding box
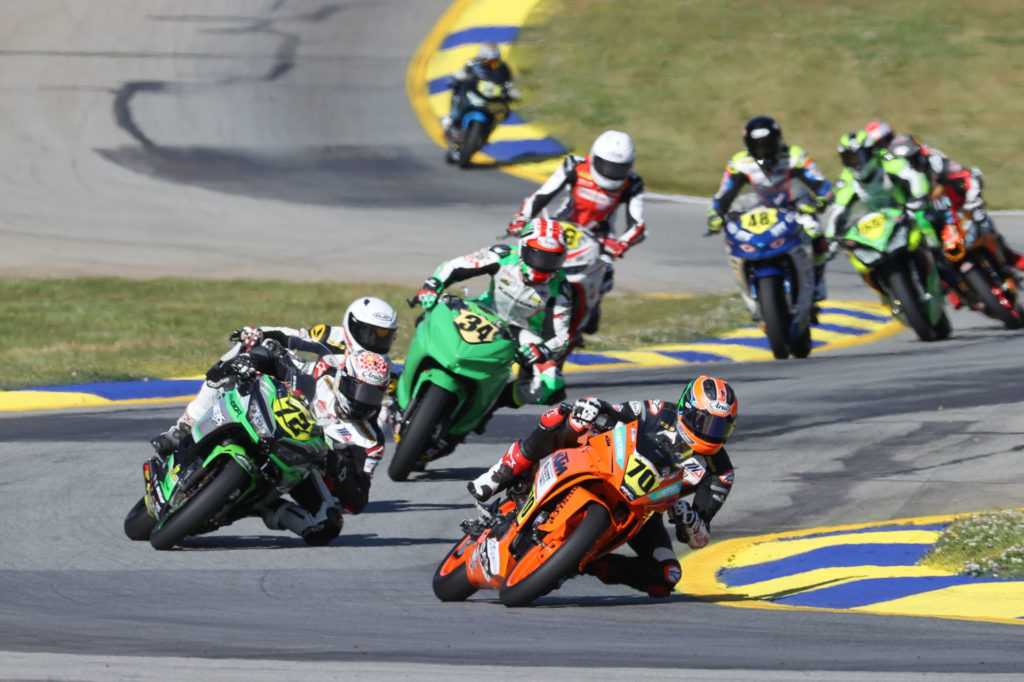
[409,0,568,168]
[681,513,1024,625]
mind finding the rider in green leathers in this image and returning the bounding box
[416,217,572,408]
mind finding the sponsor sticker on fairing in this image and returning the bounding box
[535,458,557,500]
[486,538,501,578]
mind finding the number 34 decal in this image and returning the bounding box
[454,310,498,344]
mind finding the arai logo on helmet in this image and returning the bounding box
[372,311,393,322]
[749,128,771,140]
[708,400,731,414]
[535,235,560,249]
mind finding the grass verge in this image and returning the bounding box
[920,510,1024,579]
[513,0,1024,209]
[0,278,747,390]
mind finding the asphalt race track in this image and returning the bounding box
[2,1,1024,678]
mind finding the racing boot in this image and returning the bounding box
[261,499,342,546]
[149,417,190,458]
[468,441,532,502]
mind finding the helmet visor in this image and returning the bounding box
[522,243,565,274]
[593,156,632,183]
[349,317,396,354]
[339,374,386,420]
[679,407,734,445]
[839,148,866,169]
[747,134,779,162]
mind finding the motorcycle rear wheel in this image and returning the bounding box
[389,383,453,482]
[149,459,249,551]
[433,535,478,602]
[458,120,486,168]
[123,496,157,541]
[964,266,1023,329]
[886,267,939,341]
[499,501,610,608]
[756,275,792,359]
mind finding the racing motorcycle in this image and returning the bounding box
[388,294,517,481]
[936,201,1023,329]
[445,74,513,168]
[838,205,951,341]
[123,371,329,550]
[721,200,816,359]
[432,418,709,607]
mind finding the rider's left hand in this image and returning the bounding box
[514,343,547,367]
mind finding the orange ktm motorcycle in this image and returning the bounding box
[939,204,1023,329]
[432,419,709,607]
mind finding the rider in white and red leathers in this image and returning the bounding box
[468,376,738,598]
[506,130,645,330]
[708,116,835,303]
[417,217,572,410]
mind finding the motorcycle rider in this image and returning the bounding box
[468,376,738,598]
[506,129,646,333]
[416,217,572,410]
[440,42,520,140]
[827,130,938,304]
[877,129,1024,307]
[150,296,398,454]
[149,339,389,545]
[707,116,835,305]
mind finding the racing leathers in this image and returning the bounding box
[710,144,835,301]
[825,154,938,302]
[468,397,735,598]
[420,243,573,407]
[508,154,646,313]
[909,142,1024,276]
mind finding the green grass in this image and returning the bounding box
[920,510,1024,579]
[512,0,1024,208]
[0,278,746,389]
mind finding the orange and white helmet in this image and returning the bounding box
[335,350,389,421]
[676,376,737,456]
[518,218,567,284]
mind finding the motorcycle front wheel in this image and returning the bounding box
[388,382,453,482]
[499,501,610,608]
[458,120,487,168]
[886,267,940,341]
[755,275,792,359]
[149,459,249,551]
[964,266,1023,329]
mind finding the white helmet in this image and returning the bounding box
[478,42,501,63]
[343,296,397,355]
[589,130,636,191]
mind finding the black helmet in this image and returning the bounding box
[743,116,782,166]
[889,134,925,173]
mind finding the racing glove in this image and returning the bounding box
[508,213,529,236]
[227,353,257,380]
[706,209,724,234]
[670,499,710,549]
[417,277,442,310]
[229,325,263,350]
[600,237,627,259]
[796,197,819,215]
[514,342,548,368]
[569,396,603,430]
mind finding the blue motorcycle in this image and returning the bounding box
[445,75,513,168]
[721,202,816,359]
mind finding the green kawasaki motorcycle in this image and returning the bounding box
[839,205,951,342]
[388,294,517,481]
[123,374,328,550]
